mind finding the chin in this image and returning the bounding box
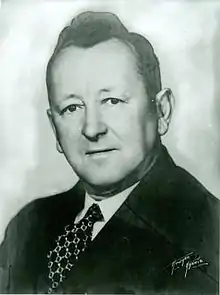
[81,172,124,188]
[86,177,119,188]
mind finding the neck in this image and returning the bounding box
[82,145,161,199]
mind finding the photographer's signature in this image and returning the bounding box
[170,252,209,278]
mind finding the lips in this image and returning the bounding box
[86,148,117,155]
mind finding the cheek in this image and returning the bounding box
[113,105,157,148]
[54,117,82,147]
[106,108,146,145]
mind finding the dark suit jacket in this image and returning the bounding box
[0,147,219,294]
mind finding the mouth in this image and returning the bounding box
[86,148,117,156]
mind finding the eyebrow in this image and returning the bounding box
[100,87,131,99]
[65,93,83,100]
[62,87,125,101]
[99,88,114,94]
[64,89,113,99]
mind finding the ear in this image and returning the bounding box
[47,109,63,153]
[155,88,174,136]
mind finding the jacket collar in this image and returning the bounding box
[113,145,178,243]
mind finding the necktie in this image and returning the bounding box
[47,203,104,293]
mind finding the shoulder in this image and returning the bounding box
[0,183,84,293]
[0,183,83,267]
[159,164,219,287]
[145,147,219,226]
[1,185,75,236]
[150,154,219,247]
[131,148,219,286]
[138,150,219,282]
[139,147,219,222]
[167,164,219,233]
[125,147,219,248]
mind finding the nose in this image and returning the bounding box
[81,106,107,141]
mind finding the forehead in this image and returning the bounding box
[50,39,141,91]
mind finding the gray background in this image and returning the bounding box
[0,0,220,242]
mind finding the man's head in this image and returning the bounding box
[46,11,173,192]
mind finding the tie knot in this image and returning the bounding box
[85,203,104,223]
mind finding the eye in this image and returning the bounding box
[60,104,83,115]
[102,97,125,105]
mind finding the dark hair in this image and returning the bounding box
[46,11,161,102]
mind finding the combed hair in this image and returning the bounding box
[46,11,161,102]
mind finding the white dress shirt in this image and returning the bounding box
[74,182,139,240]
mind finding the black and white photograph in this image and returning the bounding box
[0,0,219,294]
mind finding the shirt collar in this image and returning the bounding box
[84,182,139,222]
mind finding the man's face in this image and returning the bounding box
[48,39,159,187]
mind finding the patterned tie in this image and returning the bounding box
[47,203,104,293]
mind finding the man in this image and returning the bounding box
[0,11,219,294]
